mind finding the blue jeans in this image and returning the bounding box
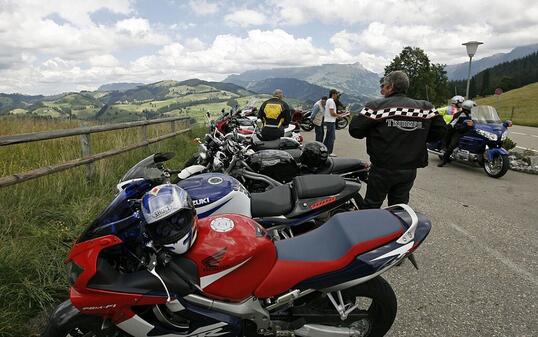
[323,122,336,154]
[314,124,324,143]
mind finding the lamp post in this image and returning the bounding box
[463,41,483,99]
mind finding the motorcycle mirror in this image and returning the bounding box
[503,120,513,128]
[154,152,175,163]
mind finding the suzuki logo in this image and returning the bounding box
[193,197,211,206]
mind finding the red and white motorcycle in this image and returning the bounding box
[42,192,431,337]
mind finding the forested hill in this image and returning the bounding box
[450,52,538,98]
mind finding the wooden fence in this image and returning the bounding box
[0,116,192,188]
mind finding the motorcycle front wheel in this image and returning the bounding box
[483,155,509,178]
[336,117,349,130]
[294,276,397,337]
[300,119,315,131]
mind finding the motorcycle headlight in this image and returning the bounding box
[68,262,84,285]
[501,131,508,141]
[476,129,498,141]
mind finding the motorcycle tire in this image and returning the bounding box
[335,117,349,130]
[300,120,315,132]
[483,155,509,178]
[294,276,397,337]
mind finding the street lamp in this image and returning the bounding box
[463,41,483,99]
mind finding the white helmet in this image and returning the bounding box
[141,184,197,254]
[461,100,476,112]
[450,95,465,108]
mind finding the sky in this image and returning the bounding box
[0,0,537,95]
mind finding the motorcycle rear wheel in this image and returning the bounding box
[294,276,397,337]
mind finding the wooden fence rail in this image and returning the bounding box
[0,116,192,188]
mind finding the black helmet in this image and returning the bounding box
[141,184,197,254]
[300,141,328,168]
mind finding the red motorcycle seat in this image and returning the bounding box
[255,210,404,298]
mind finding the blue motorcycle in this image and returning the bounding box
[427,105,512,178]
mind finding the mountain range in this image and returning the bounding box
[445,43,538,80]
[224,62,381,99]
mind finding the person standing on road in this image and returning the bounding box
[324,89,340,156]
[258,89,291,141]
[349,71,447,208]
[310,96,327,142]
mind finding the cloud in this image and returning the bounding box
[115,17,151,36]
[224,9,267,27]
[0,29,357,94]
[188,0,219,16]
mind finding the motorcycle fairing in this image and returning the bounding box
[254,210,405,298]
[116,299,241,337]
[485,147,509,161]
[185,214,277,302]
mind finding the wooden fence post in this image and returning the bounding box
[510,106,515,121]
[141,124,148,145]
[171,120,176,133]
[80,133,93,181]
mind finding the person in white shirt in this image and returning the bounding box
[323,89,340,156]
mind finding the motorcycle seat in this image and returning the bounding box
[292,175,345,199]
[255,210,404,298]
[252,136,300,151]
[316,158,367,175]
[251,185,293,218]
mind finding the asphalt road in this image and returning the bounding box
[509,125,538,151]
[305,129,538,337]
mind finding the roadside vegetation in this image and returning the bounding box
[475,82,538,127]
[0,116,203,337]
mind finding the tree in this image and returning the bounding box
[384,47,448,105]
[480,69,491,96]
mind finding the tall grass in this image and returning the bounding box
[476,82,538,127]
[0,116,203,337]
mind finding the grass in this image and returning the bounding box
[476,82,538,127]
[0,116,203,337]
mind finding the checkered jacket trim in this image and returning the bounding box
[359,107,439,119]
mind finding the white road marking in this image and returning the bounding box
[531,135,538,138]
[448,222,538,287]
[515,146,537,151]
[511,132,527,135]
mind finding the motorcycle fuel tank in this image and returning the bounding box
[185,214,277,302]
[177,173,251,218]
[248,150,299,183]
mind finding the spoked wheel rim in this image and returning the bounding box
[484,156,503,175]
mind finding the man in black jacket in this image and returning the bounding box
[349,71,446,208]
[258,89,291,141]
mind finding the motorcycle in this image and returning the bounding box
[336,111,351,130]
[209,111,303,144]
[299,108,350,132]
[186,129,368,189]
[120,152,362,237]
[299,110,315,132]
[427,105,512,178]
[42,180,432,337]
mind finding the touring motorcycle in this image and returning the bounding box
[42,178,432,337]
[427,105,512,178]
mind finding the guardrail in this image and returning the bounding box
[0,116,192,188]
